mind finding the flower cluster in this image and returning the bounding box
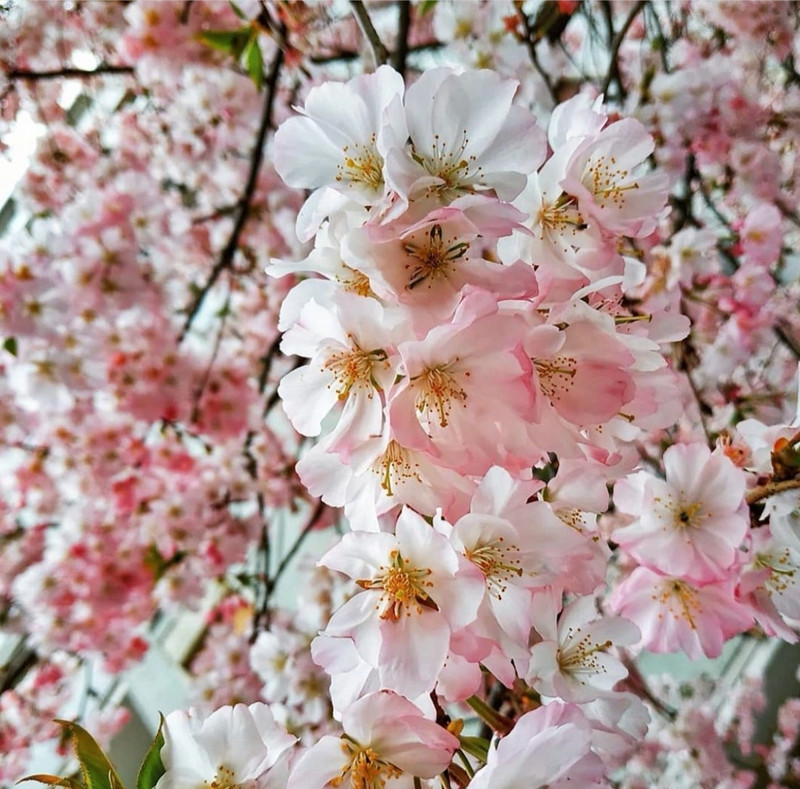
[262,63,692,786]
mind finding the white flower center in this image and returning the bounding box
[414,131,480,199]
[402,223,470,290]
[536,194,587,241]
[413,362,467,428]
[323,342,387,400]
[372,440,421,496]
[464,537,522,599]
[584,155,640,209]
[658,579,700,629]
[336,137,383,191]
[356,549,435,621]
[336,740,402,788]
[557,628,613,675]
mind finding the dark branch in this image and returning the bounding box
[516,6,559,104]
[350,0,390,65]
[250,498,327,639]
[392,1,412,75]
[600,0,646,100]
[7,64,135,81]
[178,42,284,342]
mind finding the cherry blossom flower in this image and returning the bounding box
[560,118,670,238]
[317,507,483,697]
[609,567,754,659]
[156,703,296,789]
[469,701,608,788]
[385,67,546,210]
[274,65,406,206]
[528,595,639,703]
[388,289,537,475]
[287,691,458,789]
[277,292,402,451]
[611,443,749,581]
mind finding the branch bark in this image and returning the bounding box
[8,64,135,81]
[350,0,390,66]
[600,0,646,99]
[392,1,412,75]
[746,477,800,506]
[178,41,284,341]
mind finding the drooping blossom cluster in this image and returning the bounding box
[262,62,692,785]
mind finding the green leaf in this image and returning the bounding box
[197,28,251,57]
[16,775,83,789]
[144,545,185,581]
[244,38,264,91]
[229,1,247,20]
[196,29,239,53]
[3,336,17,356]
[55,719,125,789]
[459,735,489,763]
[136,715,166,789]
[417,0,437,14]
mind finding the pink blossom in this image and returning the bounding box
[528,595,639,703]
[469,701,608,788]
[287,691,458,789]
[609,567,754,659]
[612,443,749,581]
[156,703,296,789]
[317,507,483,697]
[740,203,783,268]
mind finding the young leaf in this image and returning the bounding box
[197,28,251,58]
[229,1,247,20]
[16,775,82,789]
[417,0,437,15]
[54,720,125,789]
[244,38,264,91]
[196,29,239,54]
[3,336,17,356]
[136,715,166,789]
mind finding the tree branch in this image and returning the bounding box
[250,498,327,639]
[392,1,412,75]
[516,5,558,104]
[178,41,284,341]
[600,0,646,100]
[7,64,135,81]
[350,0,390,66]
[775,322,800,360]
[746,477,800,506]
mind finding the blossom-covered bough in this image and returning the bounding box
[3,1,800,788]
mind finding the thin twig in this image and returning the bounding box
[516,6,558,104]
[644,2,671,74]
[250,499,327,639]
[600,0,646,99]
[775,322,800,360]
[746,477,800,505]
[249,511,271,641]
[8,64,135,81]
[189,281,231,424]
[350,0,390,65]
[178,40,284,341]
[271,499,327,586]
[621,654,678,720]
